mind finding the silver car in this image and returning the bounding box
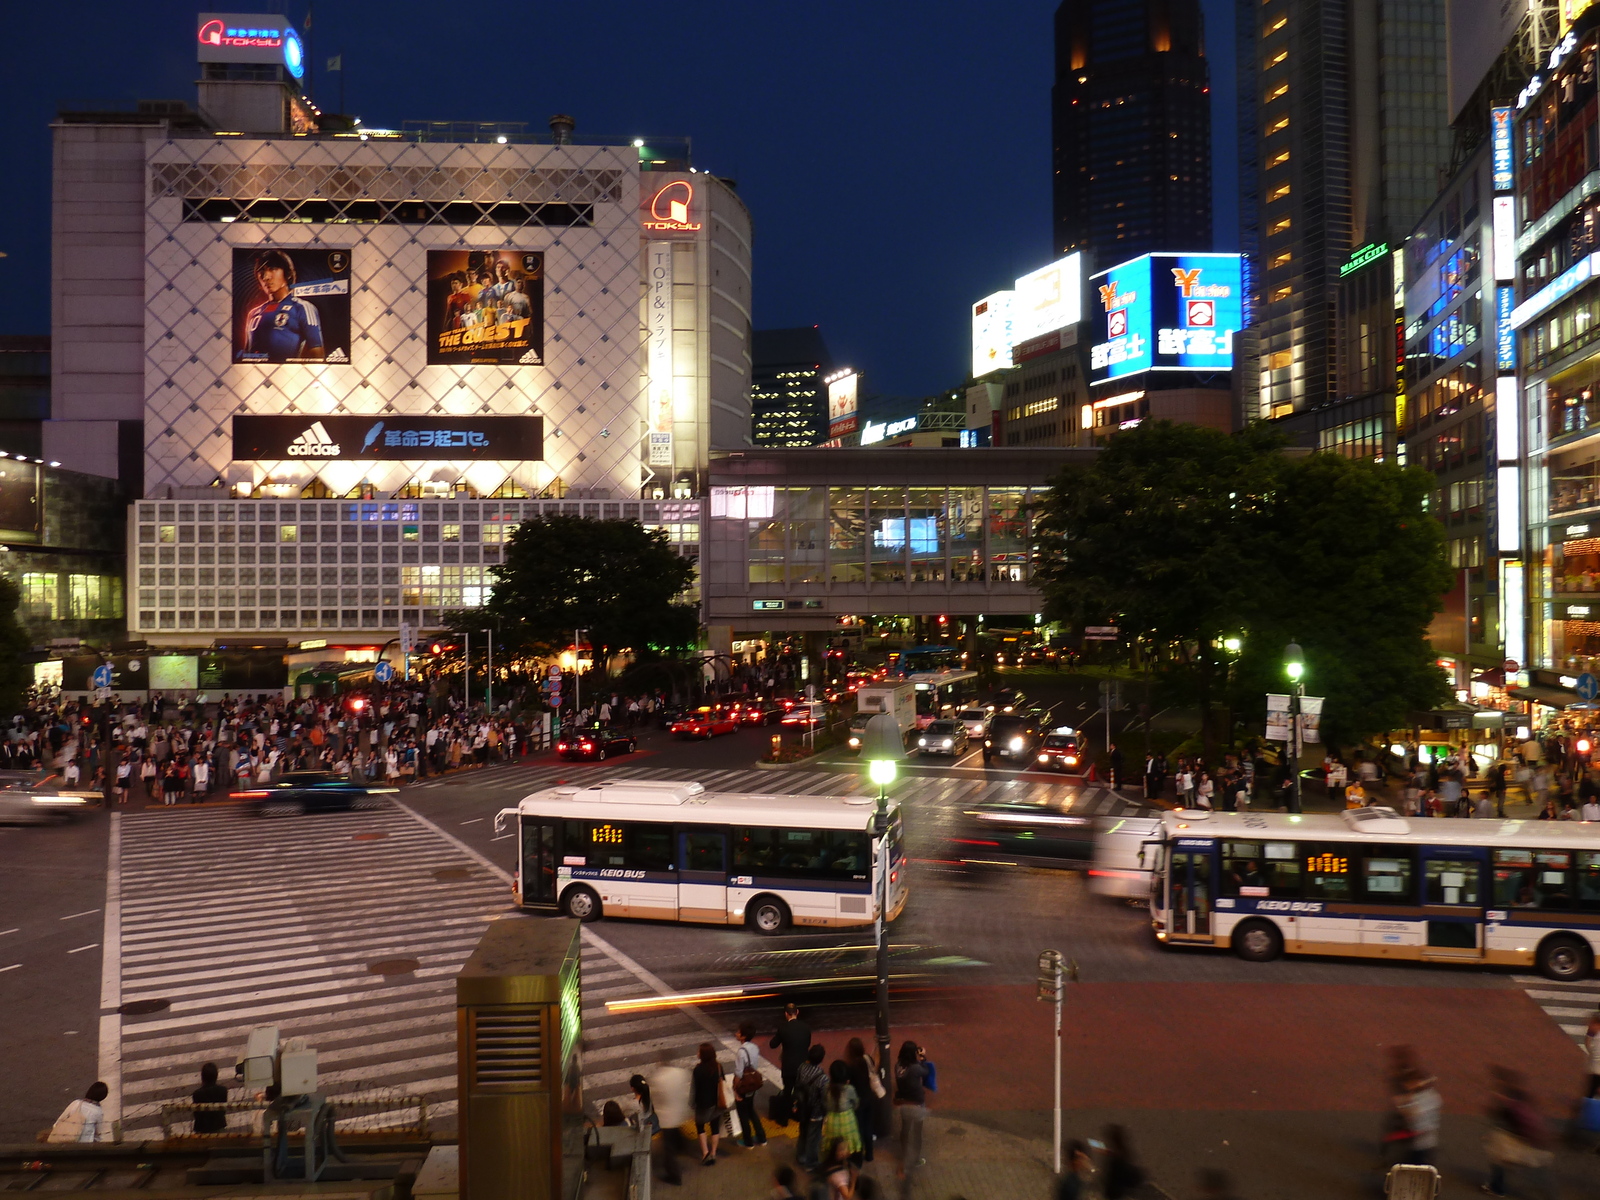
[957,707,993,738]
[0,781,94,825]
[917,720,970,757]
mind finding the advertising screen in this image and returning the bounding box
[232,415,543,461]
[972,290,1015,377]
[828,372,859,437]
[1012,254,1083,344]
[425,250,544,366]
[1091,253,1242,382]
[232,248,351,365]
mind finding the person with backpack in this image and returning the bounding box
[731,1021,768,1148]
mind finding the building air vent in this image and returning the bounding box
[471,1007,543,1089]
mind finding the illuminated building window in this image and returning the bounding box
[1267,115,1289,135]
[1266,14,1287,34]
[1270,285,1292,302]
[1269,350,1293,369]
[1268,148,1290,168]
[442,524,461,542]
[1269,217,1291,235]
[20,573,58,619]
[1268,182,1291,202]
[1265,48,1287,68]
[1270,251,1291,268]
[1266,81,1288,102]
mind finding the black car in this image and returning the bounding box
[557,726,637,761]
[944,798,1094,871]
[655,705,687,730]
[984,712,1042,763]
[236,771,398,816]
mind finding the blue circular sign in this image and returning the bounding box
[91,664,114,688]
[1578,672,1599,701]
[283,29,305,79]
[374,661,394,683]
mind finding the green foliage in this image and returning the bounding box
[477,515,699,664]
[0,575,33,714]
[1032,421,1452,748]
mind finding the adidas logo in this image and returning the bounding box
[286,421,341,458]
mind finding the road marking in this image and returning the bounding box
[99,811,122,1132]
[0,963,21,974]
[68,942,100,954]
[60,908,101,921]
[459,818,484,825]
[0,928,16,936]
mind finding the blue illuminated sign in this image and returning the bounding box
[1090,253,1243,382]
[1496,287,1516,372]
[1491,107,1514,192]
[283,28,304,79]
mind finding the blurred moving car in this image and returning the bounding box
[984,711,1043,763]
[780,701,828,730]
[957,707,994,738]
[739,699,786,726]
[1034,727,1086,773]
[557,725,637,761]
[990,688,1028,714]
[655,704,687,730]
[944,797,1095,870]
[844,712,874,754]
[670,707,739,739]
[916,720,969,757]
[0,779,93,825]
[236,771,399,816]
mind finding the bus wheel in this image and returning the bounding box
[1232,920,1282,963]
[749,896,790,935]
[1537,934,1593,982]
[563,885,603,922]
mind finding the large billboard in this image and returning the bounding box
[197,13,304,77]
[232,247,351,365]
[971,291,1015,377]
[828,371,859,437]
[1011,254,1083,345]
[425,250,544,366]
[232,415,543,461]
[1090,253,1242,382]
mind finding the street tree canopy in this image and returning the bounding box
[1032,421,1452,748]
[479,515,698,665]
[0,576,31,715]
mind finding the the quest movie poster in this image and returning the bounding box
[425,250,544,366]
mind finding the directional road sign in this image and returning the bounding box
[91,664,114,689]
[374,661,394,684]
[1578,673,1599,702]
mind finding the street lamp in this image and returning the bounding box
[1284,641,1305,814]
[859,713,904,1091]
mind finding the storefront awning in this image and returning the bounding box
[1411,704,1505,729]
[1472,668,1506,687]
[1508,684,1583,709]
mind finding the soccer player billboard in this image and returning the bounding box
[425,250,545,366]
[231,247,351,364]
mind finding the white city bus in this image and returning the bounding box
[1147,807,1600,980]
[495,780,907,935]
[907,669,979,727]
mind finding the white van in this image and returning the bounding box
[1089,815,1163,899]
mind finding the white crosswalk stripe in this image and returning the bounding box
[1512,975,1600,1039]
[113,804,509,1134]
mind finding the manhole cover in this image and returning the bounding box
[352,832,388,842]
[433,867,473,882]
[119,998,171,1016]
[367,959,420,976]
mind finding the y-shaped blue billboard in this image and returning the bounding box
[1089,253,1242,383]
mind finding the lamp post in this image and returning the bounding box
[860,712,904,1089]
[1284,641,1305,814]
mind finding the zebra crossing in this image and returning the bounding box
[107,765,1144,1134]
[112,802,512,1135]
[1514,975,1600,1042]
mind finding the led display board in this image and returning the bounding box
[232,415,543,461]
[231,248,351,365]
[425,250,544,366]
[1011,254,1083,344]
[971,290,1015,377]
[1090,253,1242,382]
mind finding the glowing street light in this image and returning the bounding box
[859,713,905,1093]
[1283,641,1306,812]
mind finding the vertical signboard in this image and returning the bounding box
[827,372,859,437]
[1491,107,1514,191]
[971,290,1015,377]
[646,242,674,467]
[1496,287,1517,371]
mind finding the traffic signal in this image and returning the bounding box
[346,695,367,713]
[430,641,446,655]
[1579,737,1593,756]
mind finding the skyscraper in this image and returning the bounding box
[1052,0,1213,267]
[751,327,833,447]
[1240,0,1451,426]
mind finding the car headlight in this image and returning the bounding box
[917,738,927,746]
[1009,737,1024,751]
[848,737,860,747]
[1065,756,1077,765]
[942,739,953,748]
[1038,753,1050,762]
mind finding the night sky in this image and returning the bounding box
[1,0,1237,399]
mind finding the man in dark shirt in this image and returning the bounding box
[768,1002,811,1116]
[192,1062,228,1134]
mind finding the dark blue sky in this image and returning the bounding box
[0,0,1236,397]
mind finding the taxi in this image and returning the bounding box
[670,706,739,739]
[1035,727,1086,773]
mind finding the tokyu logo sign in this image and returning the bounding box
[641,180,702,232]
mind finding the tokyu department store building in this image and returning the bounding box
[49,15,749,645]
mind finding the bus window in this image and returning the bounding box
[682,830,726,873]
[522,821,556,905]
[1494,849,1574,909]
[626,824,675,873]
[734,827,870,879]
[1221,841,1301,897]
[1424,859,1481,906]
[1359,852,1413,904]
[1303,844,1354,901]
[1579,853,1600,910]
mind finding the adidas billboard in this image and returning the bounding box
[232,415,543,461]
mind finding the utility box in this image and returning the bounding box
[457,916,582,1200]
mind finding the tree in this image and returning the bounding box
[0,576,33,715]
[1032,421,1452,750]
[478,515,698,670]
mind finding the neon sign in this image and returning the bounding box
[642,181,701,232]
[198,19,284,50]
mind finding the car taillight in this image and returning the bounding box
[581,742,593,750]
[557,742,568,750]
[951,838,1000,847]
[232,790,269,798]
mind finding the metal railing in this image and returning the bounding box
[157,1090,427,1142]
